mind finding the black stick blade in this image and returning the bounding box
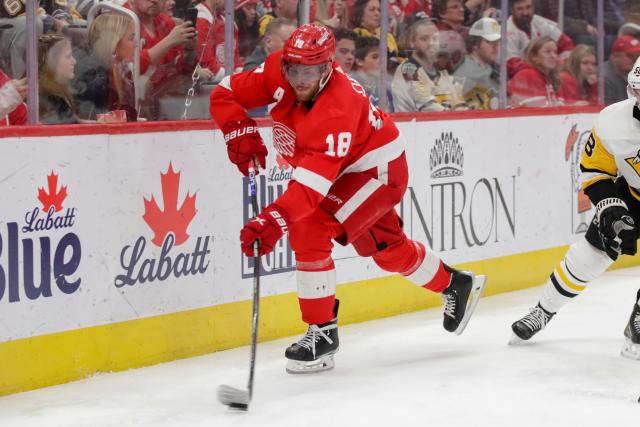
[217,384,250,411]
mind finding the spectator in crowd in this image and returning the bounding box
[0,69,26,125]
[194,0,243,81]
[333,27,358,72]
[74,13,138,121]
[316,0,350,29]
[392,18,464,111]
[435,30,466,73]
[508,36,567,108]
[560,44,598,106]
[454,17,500,109]
[506,0,574,77]
[350,36,386,107]
[0,2,70,79]
[126,0,197,118]
[125,0,196,75]
[236,0,260,59]
[162,0,176,16]
[585,0,622,54]
[534,1,597,47]
[431,0,469,39]
[389,0,430,26]
[243,17,296,71]
[38,34,77,124]
[463,0,496,26]
[258,0,297,36]
[352,0,399,55]
[604,35,640,105]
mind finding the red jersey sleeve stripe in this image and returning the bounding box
[292,167,333,196]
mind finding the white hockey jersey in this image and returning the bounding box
[581,98,640,198]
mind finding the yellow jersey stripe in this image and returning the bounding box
[555,266,586,292]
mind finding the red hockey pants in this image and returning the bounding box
[289,153,451,325]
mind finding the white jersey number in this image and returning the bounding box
[325,132,352,157]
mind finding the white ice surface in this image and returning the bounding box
[2,267,640,427]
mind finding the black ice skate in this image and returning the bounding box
[285,300,339,374]
[509,303,555,344]
[441,268,486,335]
[621,290,640,360]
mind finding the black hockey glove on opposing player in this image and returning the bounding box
[596,198,639,260]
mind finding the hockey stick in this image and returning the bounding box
[217,160,261,411]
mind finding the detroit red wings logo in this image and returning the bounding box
[273,122,296,157]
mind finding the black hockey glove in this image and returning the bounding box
[596,198,639,260]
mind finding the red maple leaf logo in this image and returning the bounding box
[275,154,290,169]
[38,171,68,212]
[143,163,197,246]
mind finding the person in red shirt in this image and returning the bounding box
[125,0,196,74]
[0,69,27,126]
[508,36,568,108]
[506,0,574,78]
[125,0,197,117]
[194,0,243,81]
[210,24,486,374]
[560,44,598,106]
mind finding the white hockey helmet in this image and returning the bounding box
[627,56,640,103]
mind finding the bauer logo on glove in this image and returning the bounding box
[222,118,268,176]
[240,204,290,257]
[224,126,260,143]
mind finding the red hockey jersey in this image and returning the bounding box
[210,51,403,222]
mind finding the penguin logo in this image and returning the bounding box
[624,149,640,176]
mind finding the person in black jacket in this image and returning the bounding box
[39,33,78,124]
[73,13,137,121]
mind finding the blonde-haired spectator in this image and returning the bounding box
[316,0,350,29]
[74,13,138,121]
[560,44,598,106]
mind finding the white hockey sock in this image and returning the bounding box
[539,238,613,313]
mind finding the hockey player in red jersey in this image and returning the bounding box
[210,24,486,374]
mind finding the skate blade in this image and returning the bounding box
[217,384,250,411]
[620,338,640,360]
[454,275,486,336]
[286,353,336,374]
[508,332,524,346]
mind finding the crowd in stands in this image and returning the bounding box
[0,0,639,124]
